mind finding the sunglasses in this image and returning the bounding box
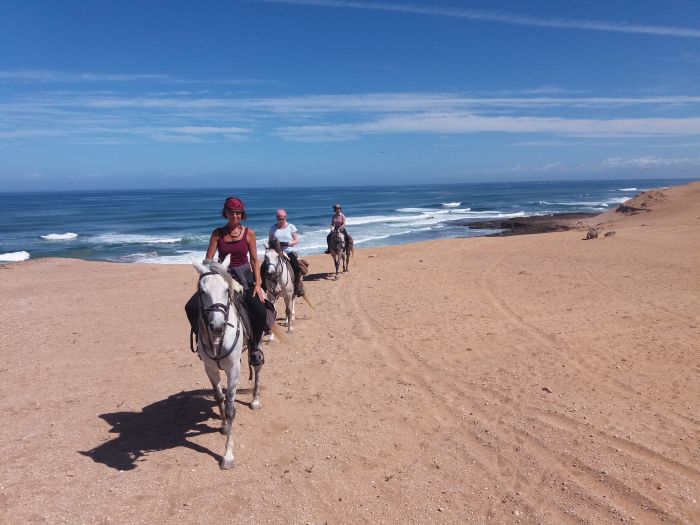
[227,210,243,215]
[277,216,287,220]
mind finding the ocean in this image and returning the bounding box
[0,179,690,264]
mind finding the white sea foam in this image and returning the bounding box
[0,251,30,262]
[396,207,471,213]
[619,187,638,191]
[442,202,461,208]
[123,250,202,264]
[41,232,78,240]
[88,233,182,245]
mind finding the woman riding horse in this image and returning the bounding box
[325,203,351,253]
[185,196,267,366]
[268,209,304,297]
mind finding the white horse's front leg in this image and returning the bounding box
[220,363,241,470]
[251,363,262,410]
[203,358,226,433]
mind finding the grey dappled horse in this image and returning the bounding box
[192,256,262,470]
[263,240,296,338]
[328,229,352,279]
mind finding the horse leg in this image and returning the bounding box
[285,295,294,333]
[250,352,263,410]
[220,363,241,470]
[203,359,226,434]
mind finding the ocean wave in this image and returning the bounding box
[442,202,461,208]
[618,187,638,191]
[87,233,183,245]
[396,207,471,213]
[121,250,202,264]
[41,232,78,240]
[0,251,30,262]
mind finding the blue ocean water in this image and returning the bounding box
[0,179,691,264]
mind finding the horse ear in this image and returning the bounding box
[221,253,231,269]
[192,258,208,275]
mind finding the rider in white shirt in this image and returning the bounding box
[268,209,304,296]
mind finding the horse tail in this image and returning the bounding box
[301,293,314,309]
[271,322,287,342]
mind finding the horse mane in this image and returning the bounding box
[207,261,244,298]
[268,238,283,255]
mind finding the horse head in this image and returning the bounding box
[263,241,282,279]
[192,254,241,339]
[331,229,346,251]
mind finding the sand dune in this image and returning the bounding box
[0,182,698,524]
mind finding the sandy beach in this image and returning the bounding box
[0,182,698,524]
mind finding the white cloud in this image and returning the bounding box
[603,156,700,168]
[2,89,699,144]
[252,0,700,39]
[0,70,172,83]
[0,69,263,85]
[276,113,700,141]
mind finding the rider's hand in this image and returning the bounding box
[253,284,265,303]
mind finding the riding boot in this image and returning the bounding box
[294,272,305,297]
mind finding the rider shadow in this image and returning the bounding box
[79,389,221,471]
[303,272,336,282]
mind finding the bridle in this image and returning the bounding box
[264,249,291,299]
[195,271,241,369]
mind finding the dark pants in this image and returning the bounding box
[185,289,266,345]
[287,251,301,277]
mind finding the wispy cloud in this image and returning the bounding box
[603,156,700,168]
[2,87,699,144]
[0,69,264,85]
[252,0,700,39]
[276,113,700,141]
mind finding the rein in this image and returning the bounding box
[264,250,291,300]
[195,271,242,369]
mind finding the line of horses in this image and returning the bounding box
[191,233,354,469]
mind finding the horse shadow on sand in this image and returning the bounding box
[303,271,337,282]
[79,389,235,471]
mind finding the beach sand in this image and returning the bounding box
[1,182,698,524]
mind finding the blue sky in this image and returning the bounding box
[1,0,699,191]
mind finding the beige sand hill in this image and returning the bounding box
[0,182,698,524]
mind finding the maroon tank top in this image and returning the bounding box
[217,227,249,268]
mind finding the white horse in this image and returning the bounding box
[192,256,262,470]
[263,240,296,338]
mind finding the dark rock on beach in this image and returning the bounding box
[465,213,596,237]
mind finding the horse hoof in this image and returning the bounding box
[250,399,262,410]
[220,458,235,470]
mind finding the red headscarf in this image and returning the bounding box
[224,197,245,211]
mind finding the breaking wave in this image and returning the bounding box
[0,251,30,262]
[41,232,78,240]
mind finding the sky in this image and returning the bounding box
[0,0,699,191]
